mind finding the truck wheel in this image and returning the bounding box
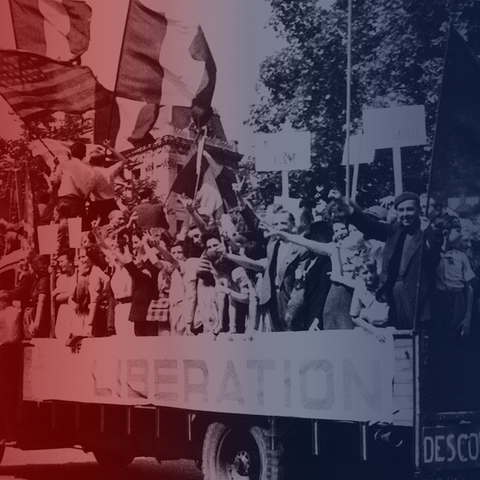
[93,449,134,468]
[202,422,283,480]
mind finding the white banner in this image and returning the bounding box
[23,330,396,422]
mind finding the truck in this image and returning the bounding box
[0,247,478,480]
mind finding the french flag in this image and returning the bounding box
[95,0,217,151]
[9,0,92,62]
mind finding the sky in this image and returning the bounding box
[0,0,286,150]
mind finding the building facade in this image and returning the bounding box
[125,106,242,233]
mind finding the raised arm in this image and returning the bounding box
[142,232,180,271]
[225,253,266,272]
[271,229,334,257]
[104,140,127,178]
[328,189,389,242]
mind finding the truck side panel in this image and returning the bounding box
[392,335,414,427]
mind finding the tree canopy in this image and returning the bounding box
[246,0,480,209]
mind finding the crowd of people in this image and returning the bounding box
[1,142,480,350]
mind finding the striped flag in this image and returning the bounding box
[118,0,216,112]
[171,150,237,220]
[102,0,217,150]
[9,0,92,61]
[0,49,112,121]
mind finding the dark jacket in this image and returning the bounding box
[259,239,312,331]
[124,261,159,323]
[350,209,441,328]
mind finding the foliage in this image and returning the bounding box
[247,0,480,209]
[0,113,92,221]
[114,177,160,211]
[0,112,160,222]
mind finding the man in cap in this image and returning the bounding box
[333,191,441,330]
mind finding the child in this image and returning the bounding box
[350,256,389,342]
[434,216,475,337]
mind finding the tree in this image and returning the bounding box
[246,0,480,209]
[0,112,94,222]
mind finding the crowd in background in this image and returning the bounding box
[1,141,480,347]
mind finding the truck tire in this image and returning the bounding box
[93,449,134,468]
[202,422,283,480]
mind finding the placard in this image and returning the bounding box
[252,131,311,172]
[68,217,82,249]
[363,105,427,149]
[342,133,375,165]
[37,224,58,255]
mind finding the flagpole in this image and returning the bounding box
[413,21,453,333]
[106,0,134,144]
[8,0,20,50]
[193,126,208,203]
[424,20,453,222]
[345,0,353,202]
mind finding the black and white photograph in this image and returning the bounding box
[0,0,479,479]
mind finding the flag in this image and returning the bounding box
[9,0,92,61]
[171,150,237,219]
[102,0,217,150]
[428,25,480,203]
[0,49,112,121]
[118,0,216,112]
[29,138,71,171]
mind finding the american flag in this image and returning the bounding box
[0,49,111,120]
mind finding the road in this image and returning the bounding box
[0,447,202,480]
[0,446,413,480]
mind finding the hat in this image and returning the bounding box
[306,221,333,242]
[394,192,420,209]
[366,205,388,222]
[0,290,11,301]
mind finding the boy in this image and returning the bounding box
[350,257,389,342]
[434,216,475,337]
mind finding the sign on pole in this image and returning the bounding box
[249,128,311,214]
[362,105,427,149]
[68,217,82,249]
[342,133,375,166]
[251,131,311,173]
[362,105,427,196]
[342,133,375,201]
[37,225,59,255]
